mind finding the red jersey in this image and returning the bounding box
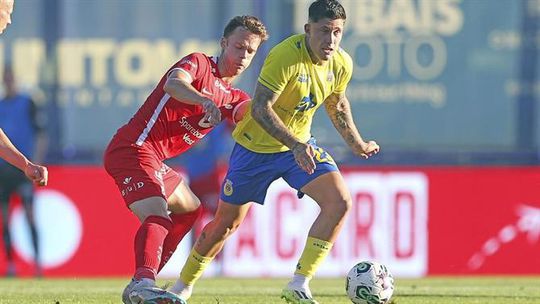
[111,53,250,160]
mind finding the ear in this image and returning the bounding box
[220,37,227,49]
[304,23,310,36]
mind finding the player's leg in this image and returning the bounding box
[281,143,351,304]
[158,177,203,272]
[0,179,15,277]
[124,196,172,301]
[104,150,175,304]
[301,171,351,241]
[170,143,277,300]
[0,166,20,277]
[18,180,41,277]
[169,200,252,299]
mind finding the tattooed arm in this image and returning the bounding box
[250,83,298,148]
[251,82,316,174]
[324,92,379,159]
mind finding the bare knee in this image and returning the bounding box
[322,195,352,218]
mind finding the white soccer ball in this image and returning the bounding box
[345,261,395,304]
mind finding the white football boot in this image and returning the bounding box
[281,282,319,304]
[122,278,154,304]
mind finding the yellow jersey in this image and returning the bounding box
[233,34,353,153]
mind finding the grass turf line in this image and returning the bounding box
[0,276,539,303]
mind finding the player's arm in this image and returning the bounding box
[324,92,379,159]
[163,69,221,125]
[0,128,48,186]
[251,82,316,174]
[251,83,297,147]
[0,128,30,171]
[232,100,249,123]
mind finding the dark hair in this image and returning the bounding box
[308,0,346,23]
[223,15,269,42]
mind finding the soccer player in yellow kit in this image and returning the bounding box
[171,1,379,303]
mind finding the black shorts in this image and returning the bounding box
[0,164,32,202]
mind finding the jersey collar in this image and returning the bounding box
[210,56,222,78]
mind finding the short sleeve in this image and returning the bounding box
[257,42,298,94]
[221,89,250,123]
[333,49,353,94]
[168,53,207,83]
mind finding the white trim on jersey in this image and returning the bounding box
[232,99,249,124]
[135,93,170,146]
[167,67,193,83]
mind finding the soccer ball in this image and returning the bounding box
[345,261,394,304]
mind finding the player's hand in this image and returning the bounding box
[292,142,316,174]
[24,162,48,186]
[355,140,380,159]
[201,99,221,126]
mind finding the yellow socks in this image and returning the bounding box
[294,236,333,278]
[179,248,213,286]
[178,237,331,287]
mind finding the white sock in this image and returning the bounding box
[288,274,311,295]
[169,279,193,300]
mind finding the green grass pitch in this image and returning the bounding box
[0,276,539,303]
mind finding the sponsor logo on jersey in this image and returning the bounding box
[179,117,205,138]
[223,179,233,196]
[295,93,317,112]
[179,58,197,70]
[123,177,132,185]
[224,103,233,110]
[121,180,145,197]
[183,133,195,145]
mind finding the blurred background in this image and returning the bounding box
[0,0,538,279]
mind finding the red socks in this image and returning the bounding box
[158,206,203,272]
[133,215,173,280]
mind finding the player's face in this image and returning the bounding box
[305,17,344,63]
[220,27,262,78]
[0,0,14,34]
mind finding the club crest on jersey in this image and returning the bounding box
[223,179,233,196]
[295,93,316,112]
[297,74,309,83]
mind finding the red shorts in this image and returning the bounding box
[103,139,182,206]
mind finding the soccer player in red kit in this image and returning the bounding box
[103,16,268,304]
